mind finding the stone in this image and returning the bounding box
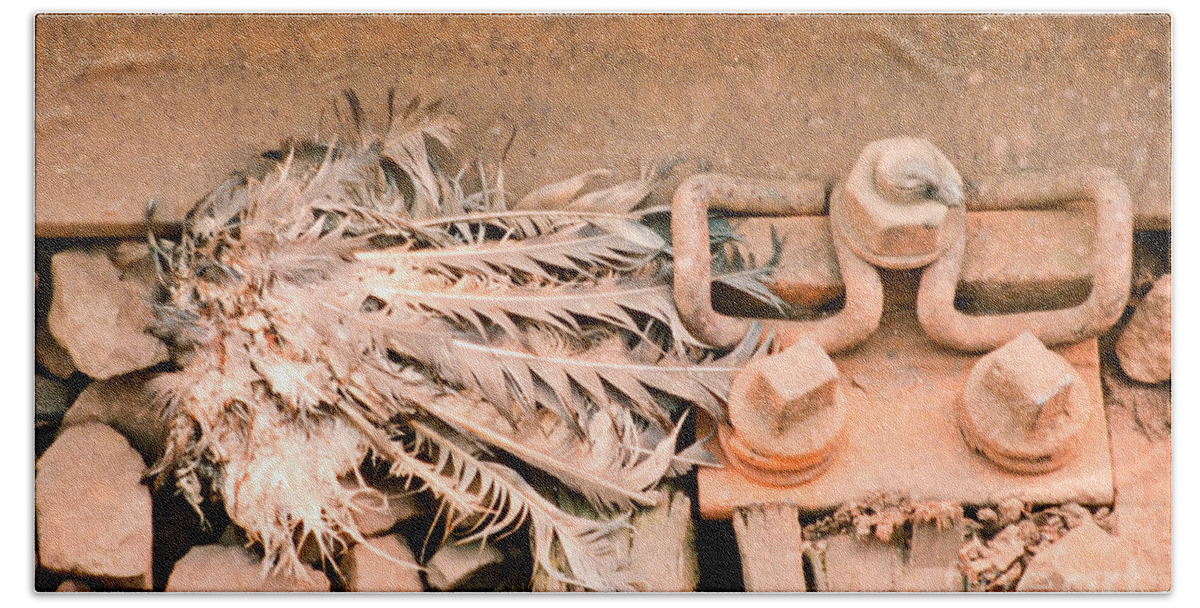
[34,375,71,423]
[1116,273,1171,383]
[55,579,91,592]
[627,490,698,592]
[424,539,504,591]
[339,534,423,592]
[47,249,168,380]
[61,372,166,462]
[112,240,152,271]
[1105,402,1171,590]
[36,322,77,379]
[165,544,330,592]
[36,423,153,589]
[1016,518,1146,592]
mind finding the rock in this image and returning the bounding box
[34,375,71,424]
[1116,273,1171,383]
[1106,402,1171,590]
[340,534,423,592]
[55,579,91,592]
[165,544,330,592]
[36,423,153,589]
[627,490,699,591]
[111,241,152,271]
[425,539,504,591]
[61,372,166,461]
[1016,518,1146,591]
[47,249,168,380]
[36,322,77,378]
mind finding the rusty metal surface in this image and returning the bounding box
[733,207,1095,314]
[696,310,1114,520]
[671,173,882,353]
[35,14,1169,237]
[917,168,1133,351]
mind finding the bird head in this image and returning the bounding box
[873,138,964,209]
[835,137,965,269]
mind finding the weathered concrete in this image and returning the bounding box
[732,503,806,592]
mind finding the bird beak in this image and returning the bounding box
[939,182,964,208]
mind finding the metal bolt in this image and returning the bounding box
[720,337,847,487]
[957,331,1091,474]
[833,137,965,269]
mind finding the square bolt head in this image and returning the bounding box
[984,332,1076,434]
[742,338,840,433]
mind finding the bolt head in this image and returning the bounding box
[726,338,846,463]
[958,332,1091,474]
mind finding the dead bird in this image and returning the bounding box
[146,91,778,590]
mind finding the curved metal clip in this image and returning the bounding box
[671,173,882,354]
[916,168,1133,352]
